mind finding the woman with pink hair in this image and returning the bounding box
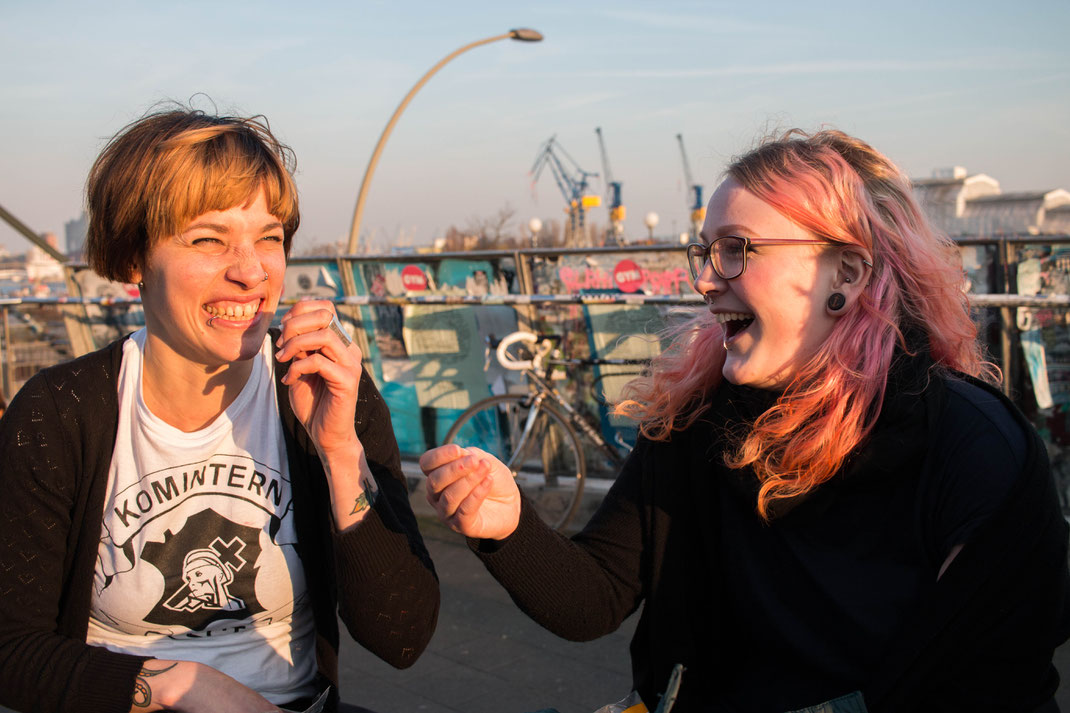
[422,129,1070,712]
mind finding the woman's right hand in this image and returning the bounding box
[129,660,281,713]
[421,444,522,540]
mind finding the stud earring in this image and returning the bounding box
[844,276,853,284]
[137,281,145,290]
[262,272,269,282]
[827,293,846,311]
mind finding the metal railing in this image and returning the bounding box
[2,235,1069,410]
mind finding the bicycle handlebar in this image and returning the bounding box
[495,331,542,371]
[495,330,648,372]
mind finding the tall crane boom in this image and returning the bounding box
[676,133,706,238]
[595,127,625,244]
[530,136,601,246]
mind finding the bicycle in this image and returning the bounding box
[443,331,647,531]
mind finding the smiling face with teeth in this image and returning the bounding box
[134,189,287,375]
[695,177,842,390]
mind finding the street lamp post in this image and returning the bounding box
[345,28,543,256]
[644,212,659,242]
[528,217,542,248]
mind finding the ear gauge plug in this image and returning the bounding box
[827,293,846,311]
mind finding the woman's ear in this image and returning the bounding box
[129,262,145,292]
[827,248,873,316]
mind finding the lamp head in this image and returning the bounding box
[509,28,544,42]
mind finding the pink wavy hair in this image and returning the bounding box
[616,129,999,519]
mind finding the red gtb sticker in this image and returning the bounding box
[401,265,428,292]
[613,259,643,293]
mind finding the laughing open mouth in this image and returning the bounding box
[716,311,755,339]
[203,299,262,321]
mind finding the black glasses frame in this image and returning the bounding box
[686,236,832,282]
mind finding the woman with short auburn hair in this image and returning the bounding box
[0,106,439,713]
[423,129,1070,712]
[85,110,300,284]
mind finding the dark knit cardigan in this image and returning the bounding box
[473,371,1070,712]
[0,334,439,713]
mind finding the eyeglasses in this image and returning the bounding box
[686,236,832,282]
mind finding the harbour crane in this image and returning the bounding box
[676,133,705,239]
[595,127,625,244]
[530,136,601,246]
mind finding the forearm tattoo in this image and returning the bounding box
[131,662,177,708]
[350,477,380,515]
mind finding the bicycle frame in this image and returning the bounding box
[518,366,628,474]
[445,330,640,529]
[502,388,552,479]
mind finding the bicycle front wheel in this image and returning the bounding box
[444,394,586,531]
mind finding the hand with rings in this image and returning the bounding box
[274,299,362,457]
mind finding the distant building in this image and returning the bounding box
[65,211,88,257]
[25,232,64,283]
[913,167,1070,236]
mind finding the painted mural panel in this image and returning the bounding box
[348,257,521,452]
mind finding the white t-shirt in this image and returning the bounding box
[87,329,318,704]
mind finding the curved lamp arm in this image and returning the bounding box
[346,29,543,254]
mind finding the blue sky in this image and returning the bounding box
[1,0,1067,254]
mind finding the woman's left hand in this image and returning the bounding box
[275,299,362,457]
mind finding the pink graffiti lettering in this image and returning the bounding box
[641,267,689,295]
[557,265,691,295]
[558,267,613,292]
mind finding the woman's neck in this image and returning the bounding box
[139,336,257,432]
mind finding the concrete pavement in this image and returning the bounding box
[345,465,635,712]
[337,518,636,713]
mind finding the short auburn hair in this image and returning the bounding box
[85,106,300,283]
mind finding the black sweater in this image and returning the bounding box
[0,335,439,713]
[474,370,1070,712]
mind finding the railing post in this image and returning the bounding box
[340,254,357,297]
[60,265,97,357]
[998,236,1018,397]
[2,305,12,399]
[514,248,538,334]
[334,254,374,369]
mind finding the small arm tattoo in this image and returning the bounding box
[132,662,177,708]
[349,478,380,515]
[350,492,372,515]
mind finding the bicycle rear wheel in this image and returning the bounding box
[444,394,586,531]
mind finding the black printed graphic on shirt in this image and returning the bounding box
[140,508,267,631]
[103,455,287,551]
[98,454,292,578]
